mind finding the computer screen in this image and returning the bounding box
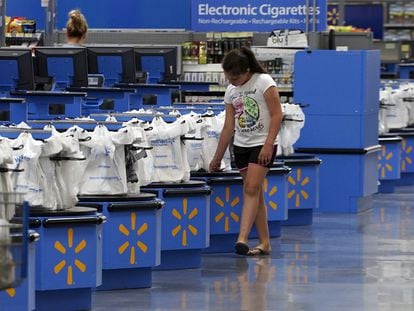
[34,47,89,90]
[86,46,136,86]
[372,41,402,64]
[0,48,35,92]
[134,45,181,83]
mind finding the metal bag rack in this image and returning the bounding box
[0,192,29,291]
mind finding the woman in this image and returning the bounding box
[65,9,88,46]
[209,47,283,256]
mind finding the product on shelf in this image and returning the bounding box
[6,16,36,34]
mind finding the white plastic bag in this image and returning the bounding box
[278,104,305,156]
[201,112,232,171]
[79,125,131,195]
[10,132,45,207]
[146,117,191,182]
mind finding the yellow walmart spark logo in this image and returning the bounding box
[264,177,278,210]
[54,228,87,285]
[327,7,339,25]
[378,145,393,178]
[3,288,16,298]
[0,288,16,306]
[171,198,199,246]
[401,139,413,172]
[288,168,309,208]
[118,212,148,265]
[214,187,240,232]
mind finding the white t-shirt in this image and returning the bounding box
[224,73,277,147]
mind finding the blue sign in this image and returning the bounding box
[191,0,327,32]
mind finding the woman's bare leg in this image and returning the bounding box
[237,164,269,245]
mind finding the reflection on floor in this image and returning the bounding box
[92,185,414,310]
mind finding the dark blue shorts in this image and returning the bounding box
[233,145,277,170]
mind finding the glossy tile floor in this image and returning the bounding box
[92,185,414,311]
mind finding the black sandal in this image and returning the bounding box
[235,241,249,255]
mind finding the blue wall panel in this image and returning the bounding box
[7,0,192,30]
[327,4,383,40]
[7,1,45,28]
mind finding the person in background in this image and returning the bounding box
[209,47,283,256]
[65,9,88,46]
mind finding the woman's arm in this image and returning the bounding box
[258,85,283,166]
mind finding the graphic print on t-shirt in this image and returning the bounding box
[235,95,260,130]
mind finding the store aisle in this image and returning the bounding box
[92,185,414,311]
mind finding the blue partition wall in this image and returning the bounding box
[294,50,380,150]
[294,50,381,213]
[7,0,191,29]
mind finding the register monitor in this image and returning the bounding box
[86,45,136,86]
[372,41,402,64]
[134,45,181,83]
[0,48,35,93]
[34,47,89,91]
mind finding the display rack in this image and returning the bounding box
[0,192,29,291]
[5,33,43,47]
[384,1,414,41]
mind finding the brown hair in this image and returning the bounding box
[66,9,88,40]
[221,47,266,76]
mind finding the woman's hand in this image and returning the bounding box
[258,143,274,166]
[209,157,222,172]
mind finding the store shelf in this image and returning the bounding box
[384,24,414,28]
[5,32,43,46]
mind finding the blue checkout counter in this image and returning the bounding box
[296,146,381,213]
[115,83,180,109]
[141,181,211,269]
[10,90,87,120]
[0,199,35,311]
[0,98,27,124]
[29,206,104,311]
[161,81,214,92]
[191,166,290,253]
[67,86,136,114]
[275,154,321,225]
[399,63,414,79]
[389,128,414,185]
[0,231,39,311]
[159,102,224,115]
[378,135,403,193]
[77,193,164,290]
